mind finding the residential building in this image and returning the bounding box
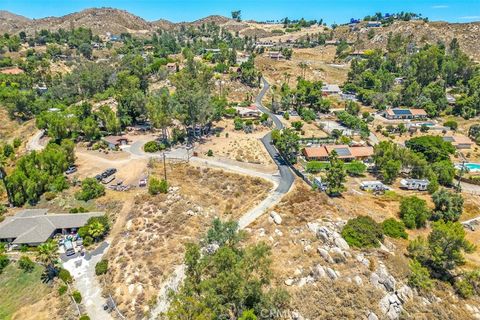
[400,179,429,191]
[382,108,428,120]
[360,181,388,191]
[268,51,285,60]
[443,135,474,149]
[321,84,342,96]
[0,209,103,246]
[102,135,130,149]
[302,145,374,161]
[367,21,382,28]
[235,105,262,118]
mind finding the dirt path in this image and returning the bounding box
[147,78,294,320]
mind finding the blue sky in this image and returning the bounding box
[2,0,479,24]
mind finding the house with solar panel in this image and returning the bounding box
[381,108,428,120]
[302,145,374,162]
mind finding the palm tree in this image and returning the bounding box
[37,240,58,268]
[89,221,106,240]
[298,62,308,78]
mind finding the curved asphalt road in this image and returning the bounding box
[256,78,294,194]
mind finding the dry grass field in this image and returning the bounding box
[103,162,272,319]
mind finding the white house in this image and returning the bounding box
[360,181,388,191]
[400,179,429,191]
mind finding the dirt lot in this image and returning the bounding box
[0,108,36,146]
[195,119,276,169]
[281,115,330,138]
[74,147,148,186]
[256,47,349,89]
[103,162,272,319]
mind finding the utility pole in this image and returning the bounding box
[163,153,167,182]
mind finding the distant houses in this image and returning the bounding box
[381,108,428,120]
[366,21,382,28]
[0,209,103,246]
[303,145,374,162]
[268,51,285,60]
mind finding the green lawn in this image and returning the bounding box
[0,263,51,320]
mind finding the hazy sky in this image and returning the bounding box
[2,0,479,24]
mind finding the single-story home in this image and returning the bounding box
[382,108,428,120]
[268,51,285,60]
[321,84,342,96]
[360,181,388,191]
[443,135,474,149]
[102,135,130,149]
[0,209,104,246]
[367,21,382,28]
[235,105,261,118]
[400,179,429,191]
[303,145,374,161]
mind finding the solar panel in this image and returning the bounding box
[334,147,352,156]
[392,109,412,115]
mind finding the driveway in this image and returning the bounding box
[26,129,47,152]
[62,242,113,320]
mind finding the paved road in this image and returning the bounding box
[256,77,294,194]
[148,78,294,320]
[62,242,112,320]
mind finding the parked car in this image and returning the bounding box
[65,166,77,174]
[139,178,147,187]
[64,240,75,256]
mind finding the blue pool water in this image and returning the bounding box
[460,163,480,172]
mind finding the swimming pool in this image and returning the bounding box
[457,163,480,172]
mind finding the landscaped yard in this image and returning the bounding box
[0,263,51,320]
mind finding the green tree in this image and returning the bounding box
[345,160,366,176]
[148,177,168,195]
[341,216,384,248]
[382,218,408,239]
[405,136,456,163]
[408,259,432,290]
[431,189,464,222]
[37,240,58,268]
[18,256,35,272]
[325,151,346,196]
[399,196,430,229]
[75,178,105,201]
[431,160,455,186]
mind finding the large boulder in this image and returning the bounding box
[270,211,282,225]
[318,247,334,263]
[396,285,413,303]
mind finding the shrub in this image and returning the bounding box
[0,254,9,272]
[75,178,105,201]
[58,268,72,283]
[207,149,214,157]
[0,204,6,214]
[95,260,108,275]
[408,259,432,290]
[18,256,35,272]
[291,121,303,131]
[70,207,87,213]
[283,112,290,120]
[345,160,367,176]
[13,138,22,148]
[72,290,82,303]
[443,120,458,131]
[148,177,168,195]
[44,192,56,201]
[382,218,408,239]
[79,316,90,320]
[144,141,165,153]
[431,189,464,222]
[234,117,244,130]
[399,196,430,229]
[341,216,383,248]
[58,285,68,296]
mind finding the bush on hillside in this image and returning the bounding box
[341,216,383,248]
[95,260,108,275]
[75,178,105,201]
[382,218,408,239]
[148,177,168,195]
[18,256,35,272]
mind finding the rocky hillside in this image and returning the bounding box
[333,20,480,61]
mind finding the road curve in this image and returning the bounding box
[148,78,295,320]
